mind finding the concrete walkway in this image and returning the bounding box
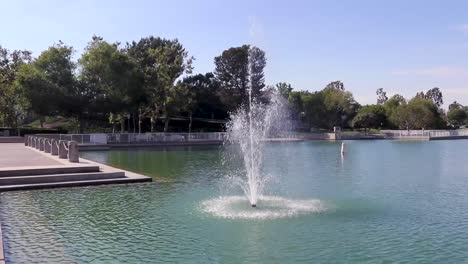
[0,143,61,167]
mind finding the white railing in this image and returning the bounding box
[34,133,226,145]
[106,132,225,144]
[428,130,468,138]
[382,129,468,139]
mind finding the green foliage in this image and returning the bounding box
[0,46,32,127]
[214,45,266,110]
[391,98,444,129]
[288,91,304,116]
[352,105,387,130]
[127,36,193,132]
[286,82,358,130]
[383,94,406,128]
[321,84,359,129]
[16,64,58,127]
[179,73,225,119]
[276,82,293,99]
[302,91,326,129]
[414,88,443,108]
[324,80,344,91]
[425,87,443,108]
[447,101,468,126]
[80,36,144,115]
[0,36,461,133]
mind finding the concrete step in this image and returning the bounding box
[0,165,100,177]
[0,177,152,192]
[0,171,125,185]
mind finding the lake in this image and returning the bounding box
[1,140,468,263]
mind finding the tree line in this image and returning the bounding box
[282,83,468,131]
[1,36,466,133]
[0,37,266,133]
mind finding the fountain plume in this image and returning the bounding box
[225,47,288,207]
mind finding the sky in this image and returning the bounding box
[2,0,468,108]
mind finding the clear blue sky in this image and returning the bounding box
[2,0,468,107]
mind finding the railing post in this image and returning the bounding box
[39,138,45,151]
[68,141,79,163]
[51,139,59,156]
[44,139,52,153]
[58,140,68,159]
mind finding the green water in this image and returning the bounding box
[2,140,468,263]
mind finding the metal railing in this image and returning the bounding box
[25,135,80,163]
[106,132,225,144]
[32,132,226,145]
[382,129,468,139]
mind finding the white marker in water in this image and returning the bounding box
[341,142,345,156]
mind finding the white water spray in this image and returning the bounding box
[225,48,287,207]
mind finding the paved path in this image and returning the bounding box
[0,143,61,167]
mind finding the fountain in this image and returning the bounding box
[200,47,328,219]
[223,48,287,207]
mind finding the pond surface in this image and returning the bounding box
[2,140,468,263]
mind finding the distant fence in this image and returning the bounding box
[35,133,226,145]
[382,130,468,139]
[29,130,468,147]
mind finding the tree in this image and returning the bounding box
[449,101,462,111]
[16,42,77,128]
[249,46,266,96]
[214,45,266,111]
[16,64,58,127]
[415,91,425,99]
[376,88,388,104]
[302,91,326,129]
[391,97,444,129]
[321,84,359,129]
[276,82,293,99]
[80,36,144,132]
[30,42,96,132]
[384,94,406,128]
[0,46,32,127]
[127,36,166,132]
[351,105,387,131]
[324,80,344,91]
[447,102,467,126]
[179,72,225,132]
[127,37,192,132]
[425,87,443,108]
[288,91,304,119]
[151,40,193,132]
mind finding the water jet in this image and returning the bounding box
[224,47,288,207]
